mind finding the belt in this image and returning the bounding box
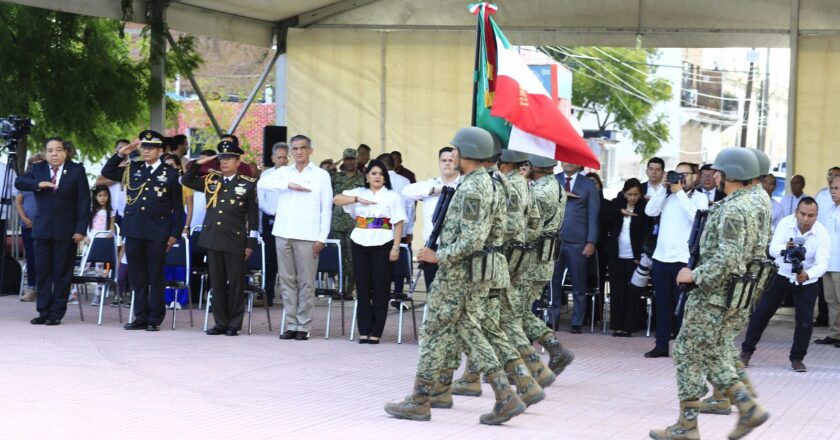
[355,216,392,230]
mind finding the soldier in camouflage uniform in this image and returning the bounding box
[510,154,575,386]
[440,143,544,408]
[699,148,773,416]
[650,148,768,440]
[384,127,526,425]
[330,149,365,299]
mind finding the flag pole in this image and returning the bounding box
[470,7,482,127]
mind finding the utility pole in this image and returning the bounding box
[757,48,771,151]
[740,49,759,147]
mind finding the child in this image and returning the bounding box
[82,185,115,306]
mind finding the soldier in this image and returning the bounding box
[513,154,575,385]
[650,147,767,440]
[330,148,365,299]
[442,142,545,408]
[384,127,525,425]
[182,141,258,336]
[101,130,184,331]
[699,148,773,415]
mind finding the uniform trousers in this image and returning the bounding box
[125,238,167,325]
[276,237,319,332]
[516,279,552,341]
[207,249,247,330]
[33,238,76,320]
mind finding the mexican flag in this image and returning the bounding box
[471,3,600,169]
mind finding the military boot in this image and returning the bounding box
[699,387,732,415]
[504,359,545,407]
[735,361,757,398]
[430,369,454,409]
[518,346,556,388]
[383,376,434,421]
[725,381,769,440]
[649,400,700,440]
[479,371,527,425]
[538,332,575,375]
[451,361,482,397]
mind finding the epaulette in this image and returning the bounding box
[239,174,256,183]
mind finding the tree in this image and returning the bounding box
[0,3,201,167]
[542,46,672,159]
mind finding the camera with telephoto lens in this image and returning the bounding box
[0,115,32,141]
[781,238,806,275]
[666,170,686,185]
[630,253,653,289]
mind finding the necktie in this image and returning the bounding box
[564,176,572,192]
[51,167,58,187]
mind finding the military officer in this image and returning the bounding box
[650,147,767,440]
[182,141,258,336]
[330,148,365,299]
[101,130,184,331]
[444,143,544,408]
[512,154,575,385]
[384,127,526,425]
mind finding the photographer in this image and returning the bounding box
[740,197,830,372]
[643,162,708,358]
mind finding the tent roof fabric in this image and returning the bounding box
[7,0,840,47]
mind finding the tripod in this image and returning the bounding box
[0,138,20,296]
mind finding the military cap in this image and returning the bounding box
[451,126,494,160]
[342,148,358,159]
[217,140,244,158]
[712,147,760,181]
[500,149,530,164]
[138,130,164,148]
[528,153,558,169]
[747,148,771,176]
[221,133,240,148]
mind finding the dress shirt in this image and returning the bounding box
[562,171,579,192]
[342,187,407,246]
[617,215,633,259]
[818,200,840,271]
[816,188,832,211]
[780,193,806,218]
[388,171,414,236]
[771,199,784,230]
[50,163,65,188]
[644,186,708,263]
[144,160,161,175]
[257,161,333,242]
[402,175,461,242]
[646,182,663,198]
[257,166,283,216]
[769,214,830,285]
[701,187,718,203]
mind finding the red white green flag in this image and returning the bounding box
[471,3,600,169]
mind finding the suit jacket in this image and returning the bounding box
[604,194,653,261]
[15,161,90,240]
[101,154,183,241]
[557,172,599,244]
[182,162,258,255]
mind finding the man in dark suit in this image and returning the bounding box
[697,163,726,206]
[553,162,599,333]
[101,130,183,331]
[16,137,90,325]
[182,141,258,336]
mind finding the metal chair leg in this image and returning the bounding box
[116,284,123,324]
[646,297,653,337]
[247,292,254,335]
[325,296,332,340]
[77,284,85,322]
[202,289,213,332]
[349,299,358,341]
[279,307,286,336]
[198,274,206,309]
[128,291,135,324]
[186,286,194,327]
[590,294,596,333]
[171,289,177,330]
[98,284,107,325]
[397,301,404,344]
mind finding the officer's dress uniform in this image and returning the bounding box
[101,132,183,329]
[182,149,258,335]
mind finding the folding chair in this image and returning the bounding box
[280,238,342,339]
[189,226,210,309]
[71,231,119,324]
[245,236,272,334]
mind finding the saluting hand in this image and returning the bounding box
[195,154,217,165]
[118,139,141,156]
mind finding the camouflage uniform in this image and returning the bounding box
[330,170,364,295]
[415,167,502,380]
[675,187,763,401]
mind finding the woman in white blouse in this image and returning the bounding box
[333,160,406,344]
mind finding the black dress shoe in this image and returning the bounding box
[30,317,47,325]
[570,326,582,334]
[279,330,297,340]
[295,331,309,341]
[124,321,147,330]
[145,324,160,331]
[368,338,380,345]
[814,336,840,345]
[206,327,225,335]
[225,329,239,336]
[45,319,61,326]
[644,348,669,358]
[359,336,369,344]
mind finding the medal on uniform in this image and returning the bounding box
[157,174,167,183]
[234,186,246,196]
[154,186,164,197]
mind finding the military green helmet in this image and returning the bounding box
[527,154,558,169]
[711,147,760,181]
[748,148,771,176]
[500,149,530,164]
[451,126,494,160]
[487,133,503,161]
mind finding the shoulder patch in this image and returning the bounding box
[723,217,741,241]
[462,196,481,221]
[240,175,256,183]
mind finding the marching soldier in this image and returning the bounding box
[101,130,184,331]
[650,147,767,440]
[384,126,525,425]
[514,154,574,385]
[182,141,258,336]
[330,148,365,299]
[445,143,545,408]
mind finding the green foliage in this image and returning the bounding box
[542,46,672,159]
